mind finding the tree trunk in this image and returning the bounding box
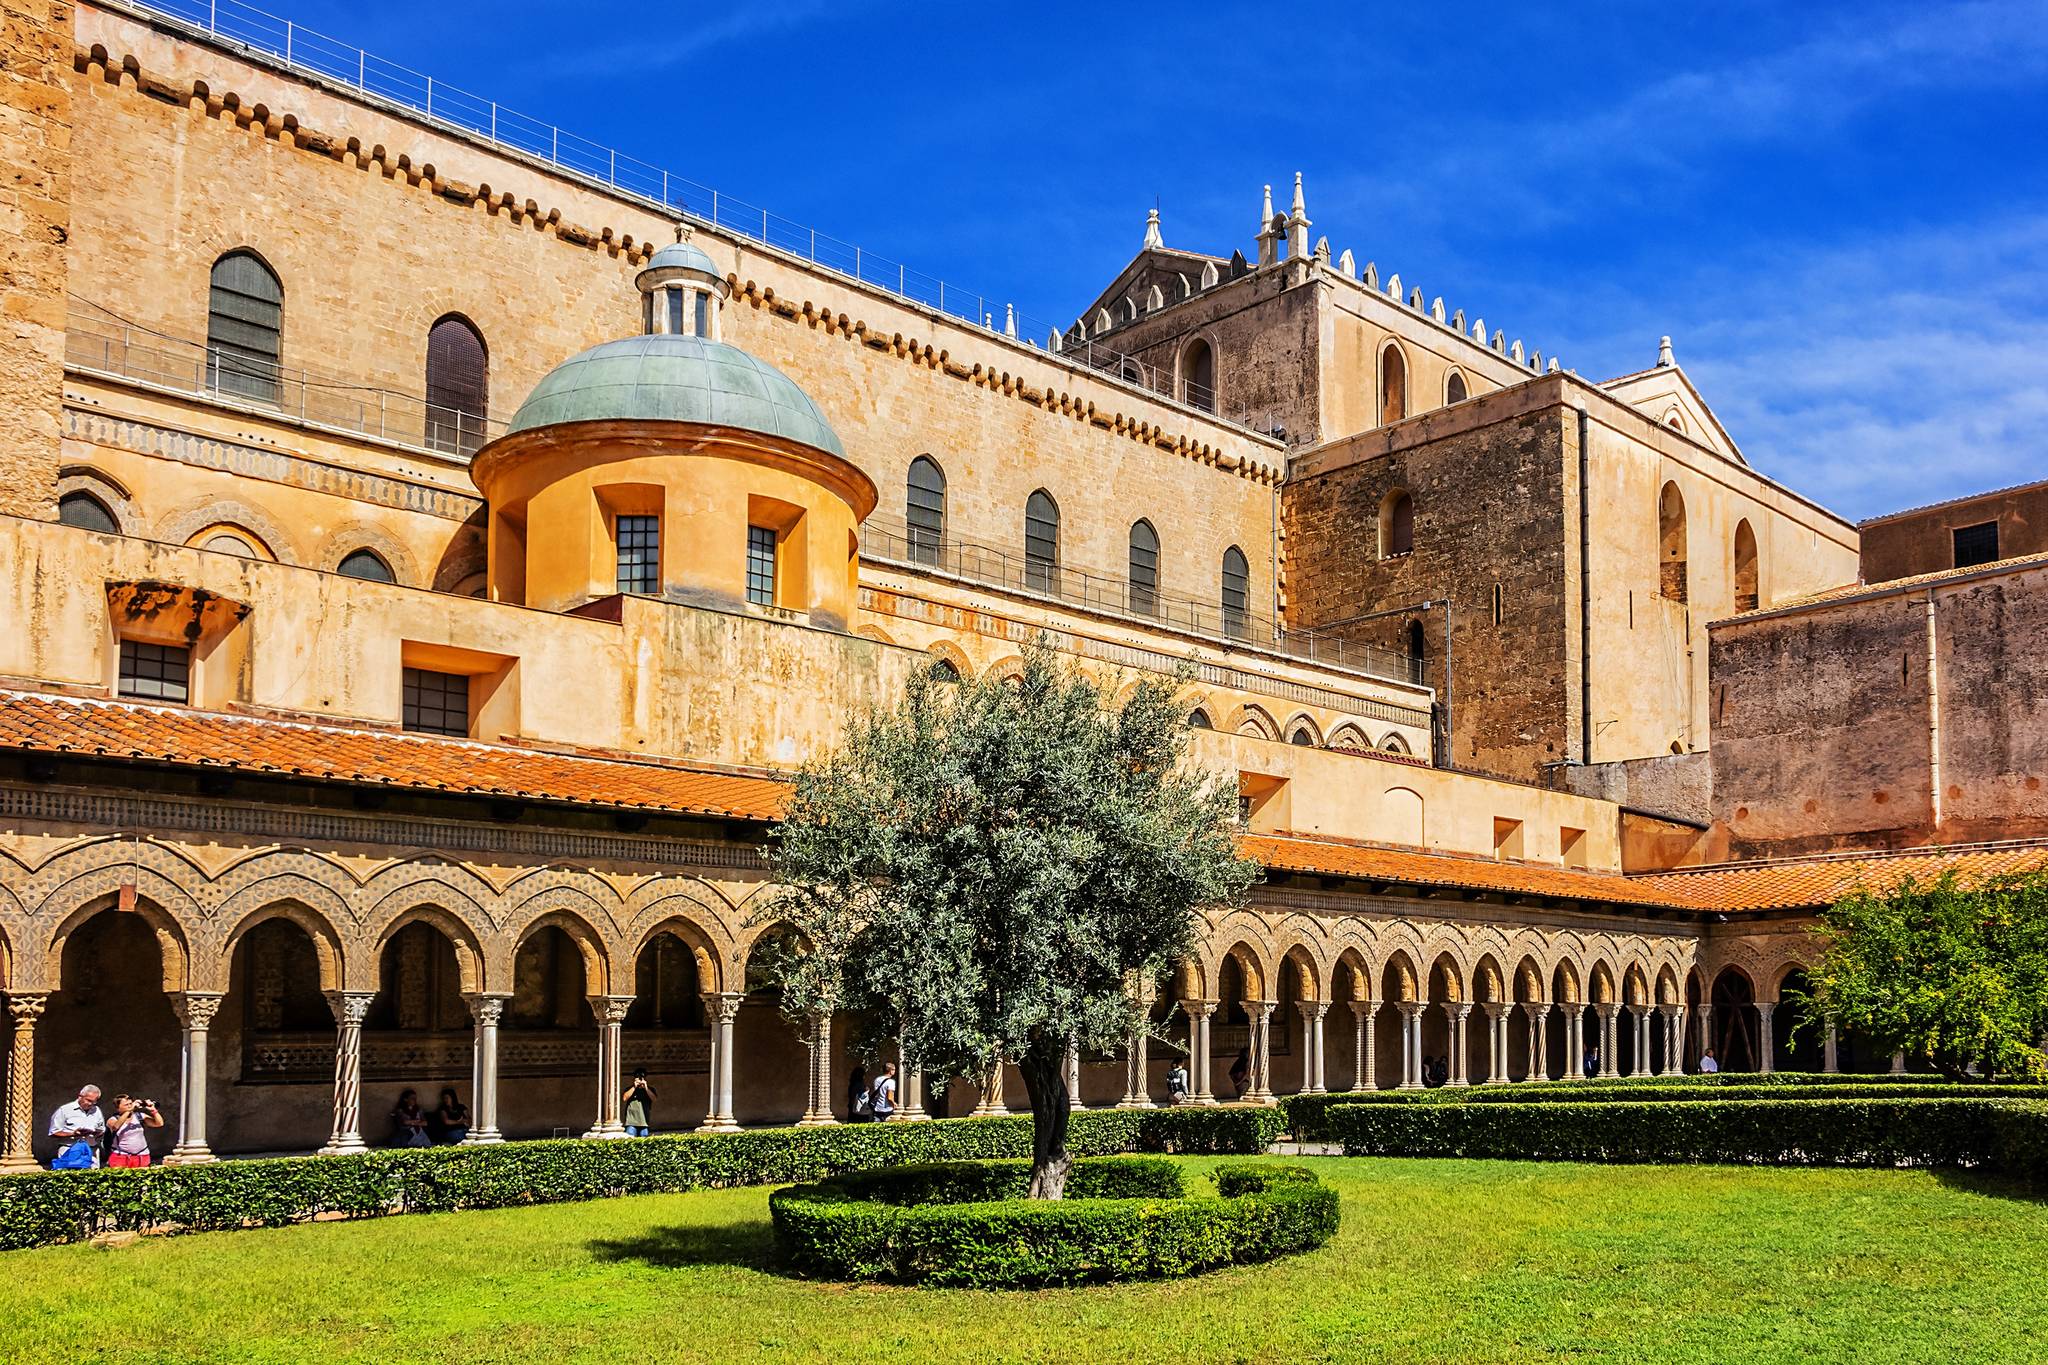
[1019,1035,1072,1200]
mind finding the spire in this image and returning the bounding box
[1658,335,1675,367]
[1255,184,1280,267]
[1142,207,1163,251]
[1286,172,1311,261]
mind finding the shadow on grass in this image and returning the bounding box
[1926,1169,2048,1206]
[588,1218,778,1271]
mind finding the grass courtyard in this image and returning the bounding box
[3,1156,2043,1364]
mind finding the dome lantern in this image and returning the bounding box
[637,223,729,341]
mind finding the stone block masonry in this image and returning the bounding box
[0,1,72,517]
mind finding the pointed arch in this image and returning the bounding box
[425,312,489,456]
[1658,481,1688,602]
[1733,518,1759,613]
[372,903,486,996]
[906,455,947,564]
[1379,341,1408,426]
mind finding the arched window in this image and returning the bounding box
[1407,619,1427,685]
[1221,545,1250,639]
[1381,733,1411,755]
[1658,481,1688,602]
[1128,520,1160,616]
[1379,343,1407,426]
[207,250,283,402]
[1380,489,1414,558]
[1445,370,1468,405]
[1182,337,1215,413]
[928,658,961,683]
[337,548,395,583]
[425,314,488,457]
[1290,727,1316,747]
[906,456,946,565]
[1733,519,1759,613]
[57,491,118,534]
[1024,489,1060,593]
[1188,708,1213,730]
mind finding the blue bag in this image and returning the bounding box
[50,1139,96,1171]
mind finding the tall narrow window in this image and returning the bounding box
[1128,519,1160,616]
[694,291,712,338]
[425,315,488,456]
[1407,619,1427,685]
[118,639,190,703]
[906,456,946,565]
[1952,521,1999,568]
[1380,489,1414,558]
[616,515,659,595]
[402,667,468,736]
[1491,583,1505,626]
[1446,371,1468,405]
[746,524,778,606]
[207,250,282,403]
[1024,490,1060,593]
[1733,519,1759,612]
[1658,481,1688,602]
[1379,343,1407,426]
[1182,337,1215,413]
[1221,545,1250,638]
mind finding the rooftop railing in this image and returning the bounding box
[66,297,500,457]
[860,513,1425,688]
[124,0,1288,441]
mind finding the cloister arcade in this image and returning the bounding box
[0,837,1860,1171]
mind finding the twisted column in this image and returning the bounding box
[1248,1001,1276,1103]
[1596,1003,1620,1078]
[697,992,742,1132]
[584,995,634,1138]
[1064,1039,1085,1112]
[798,1011,837,1126]
[1348,1001,1377,1091]
[320,991,376,1156]
[1523,1001,1551,1081]
[462,992,510,1144]
[165,992,225,1165]
[1660,1004,1683,1077]
[1118,1027,1154,1109]
[1,994,48,1175]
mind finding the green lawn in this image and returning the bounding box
[5,1157,2044,1364]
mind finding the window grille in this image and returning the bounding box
[58,492,118,534]
[403,667,469,736]
[616,515,660,595]
[118,639,190,703]
[1024,490,1060,592]
[746,524,778,606]
[337,549,394,583]
[425,316,488,457]
[206,252,283,403]
[1221,546,1250,638]
[1129,520,1160,616]
[906,457,946,565]
[1952,521,2000,568]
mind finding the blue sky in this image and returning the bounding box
[270,0,2047,520]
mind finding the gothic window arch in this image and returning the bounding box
[425,314,489,457]
[1181,336,1216,413]
[1659,481,1688,602]
[906,455,946,565]
[337,548,395,583]
[1129,519,1160,616]
[1221,545,1250,638]
[207,250,283,402]
[1379,342,1408,426]
[1445,369,1468,405]
[58,491,119,534]
[1024,489,1060,593]
[1733,518,1759,613]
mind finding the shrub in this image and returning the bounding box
[1325,1096,2048,1175]
[0,1106,1282,1253]
[770,1158,1338,1287]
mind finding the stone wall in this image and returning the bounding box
[1710,558,2048,856]
[0,0,72,518]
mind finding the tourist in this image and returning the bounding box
[390,1089,431,1147]
[846,1063,873,1122]
[104,1094,163,1168]
[1228,1047,1251,1098]
[1700,1049,1719,1075]
[1166,1058,1190,1103]
[1584,1044,1600,1077]
[47,1084,106,1169]
[621,1070,656,1136]
[871,1062,898,1121]
[433,1087,470,1144]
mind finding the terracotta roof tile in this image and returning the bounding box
[1241,834,1684,908]
[1630,842,2048,912]
[1723,550,2048,623]
[0,691,787,821]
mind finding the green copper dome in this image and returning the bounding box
[506,334,844,457]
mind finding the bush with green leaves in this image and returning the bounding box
[0,1106,1285,1252]
[1326,1096,2048,1181]
[770,1157,1338,1287]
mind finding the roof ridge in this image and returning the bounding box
[1634,836,2048,880]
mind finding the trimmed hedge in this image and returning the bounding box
[1328,1097,2048,1181]
[769,1157,1338,1287]
[0,1106,1287,1252]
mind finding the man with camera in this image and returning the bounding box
[105,1094,164,1168]
[46,1084,107,1169]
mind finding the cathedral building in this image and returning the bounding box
[0,0,2040,1167]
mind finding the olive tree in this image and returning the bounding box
[762,637,1257,1198]
[1800,869,2048,1081]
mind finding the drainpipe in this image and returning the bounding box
[1439,597,1455,770]
[1925,588,1942,829]
[1576,405,1593,767]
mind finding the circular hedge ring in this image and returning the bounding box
[768,1156,1339,1288]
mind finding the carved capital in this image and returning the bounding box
[1347,999,1379,1022]
[325,990,376,1026]
[173,992,226,1030]
[1522,1000,1552,1019]
[6,993,49,1027]
[1482,1002,1510,1021]
[701,991,743,1024]
[464,992,512,1027]
[1395,999,1426,1019]
[1441,1000,1472,1021]
[1301,1000,1331,1022]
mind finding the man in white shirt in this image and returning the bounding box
[48,1084,106,1167]
[1699,1050,1719,1075]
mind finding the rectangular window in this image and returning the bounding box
[616,514,660,595]
[118,639,190,703]
[402,667,469,737]
[666,290,685,337]
[694,292,711,338]
[746,524,778,607]
[1952,521,1999,568]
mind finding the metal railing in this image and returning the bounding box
[66,297,500,456]
[124,0,1286,441]
[861,513,1425,687]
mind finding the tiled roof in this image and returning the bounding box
[1241,834,1684,909]
[0,691,787,821]
[1859,475,2048,527]
[1723,550,2048,624]
[1630,842,2048,912]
